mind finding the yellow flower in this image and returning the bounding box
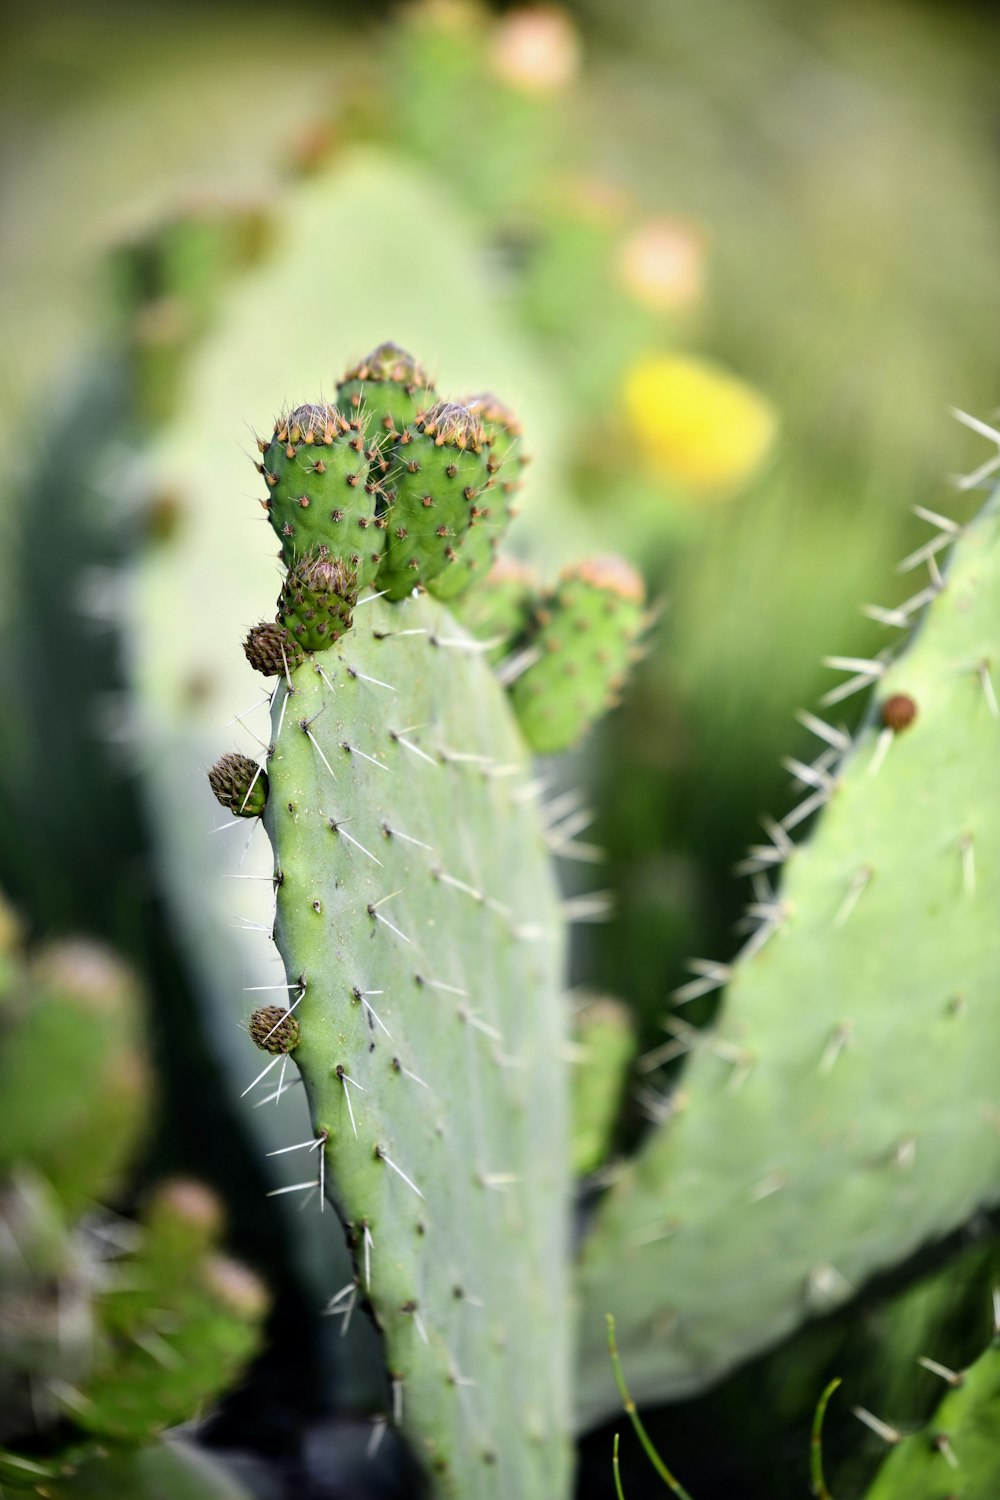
[624,353,777,491]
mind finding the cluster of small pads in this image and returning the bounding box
[0,897,268,1496]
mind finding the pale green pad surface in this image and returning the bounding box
[265,594,571,1497]
[577,492,1000,1426]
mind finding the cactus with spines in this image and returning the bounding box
[209,345,645,1498]
[575,480,1000,1427]
[0,903,266,1498]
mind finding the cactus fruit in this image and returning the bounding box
[243,620,304,677]
[207,753,268,819]
[337,341,437,453]
[510,557,647,753]
[248,1004,300,1055]
[576,484,1000,1425]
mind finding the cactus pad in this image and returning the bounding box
[261,592,571,1498]
[337,342,437,453]
[576,488,1000,1425]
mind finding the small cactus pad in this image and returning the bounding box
[862,1320,1000,1499]
[379,403,490,600]
[576,488,1000,1425]
[243,620,304,677]
[258,404,382,582]
[570,996,635,1178]
[248,1005,300,1055]
[452,557,538,662]
[277,553,358,651]
[337,342,436,452]
[262,594,571,1499]
[510,557,646,753]
[208,752,268,818]
[0,943,150,1214]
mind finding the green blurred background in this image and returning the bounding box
[1,0,998,1494]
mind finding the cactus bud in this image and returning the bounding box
[243,620,304,677]
[278,553,358,651]
[208,753,268,817]
[337,342,436,449]
[249,1005,300,1054]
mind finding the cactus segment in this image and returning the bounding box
[277,553,358,651]
[259,404,383,583]
[76,1187,267,1442]
[861,1320,1000,1499]
[451,557,538,662]
[0,943,150,1214]
[13,1436,256,1498]
[426,394,526,604]
[208,752,268,818]
[243,620,303,678]
[337,342,437,454]
[262,593,571,1498]
[576,488,1000,1425]
[570,997,635,1178]
[510,557,647,754]
[379,403,490,600]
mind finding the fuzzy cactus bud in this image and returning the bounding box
[278,552,358,651]
[249,1005,300,1055]
[243,620,304,678]
[337,342,436,450]
[208,753,268,817]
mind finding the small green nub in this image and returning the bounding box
[510,556,646,754]
[243,620,304,677]
[208,753,268,817]
[249,1005,300,1054]
[465,391,527,483]
[277,552,358,652]
[337,341,436,452]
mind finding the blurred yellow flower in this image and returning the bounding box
[624,354,778,491]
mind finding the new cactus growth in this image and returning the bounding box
[207,753,268,819]
[336,341,437,453]
[208,347,644,1498]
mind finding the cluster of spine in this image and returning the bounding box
[208,345,646,1499]
[0,895,268,1496]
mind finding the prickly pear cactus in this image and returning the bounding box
[860,1309,1000,1499]
[576,484,1000,1425]
[209,349,644,1498]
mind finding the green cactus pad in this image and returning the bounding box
[258,404,383,582]
[379,403,490,600]
[78,1187,267,1442]
[861,1323,1000,1499]
[576,488,1000,1426]
[510,557,647,754]
[0,943,150,1214]
[570,996,635,1178]
[3,1437,255,1498]
[426,395,526,604]
[277,553,358,652]
[262,593,571,1499]
[337,341,437,454]
[208,752,268,818]
[451,557,538,662]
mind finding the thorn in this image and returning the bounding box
[434,869,485,902]
[240,1053,282,1098]
[343,741,391,772]
[495,644,541,687]
[561,892,614,923]
[795,709,851,753]
[834,865,873,927]
[781,787,829,832]
[375,1147,423,1199]
[932,1433,959,1469]
[852,1407,902,1445]
[896,532,953,574]
[266,1179,320,1197]
[366,1417,388,1458]
[782,756,836,793]
[418,976,468,996]
[867,726,893,777]
[347,666,398,692]
[819,1020,854,1074]
[913,503,961,535]
[383,822,435,852]
[355,589,389,607]
[978,660,999,719]
[392,1375,404,1425]
[253,1075,303,1108]
[959,832,976,896]
[671,959,731,1006]
[916,1354,962,1386]
[391,731,439,769]
[863,602,909,628]
[363,1224,374,1289]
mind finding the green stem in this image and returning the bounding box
[606,1314,696,1500]
[613,1432,626,1500]
[810,1377,841,1500]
